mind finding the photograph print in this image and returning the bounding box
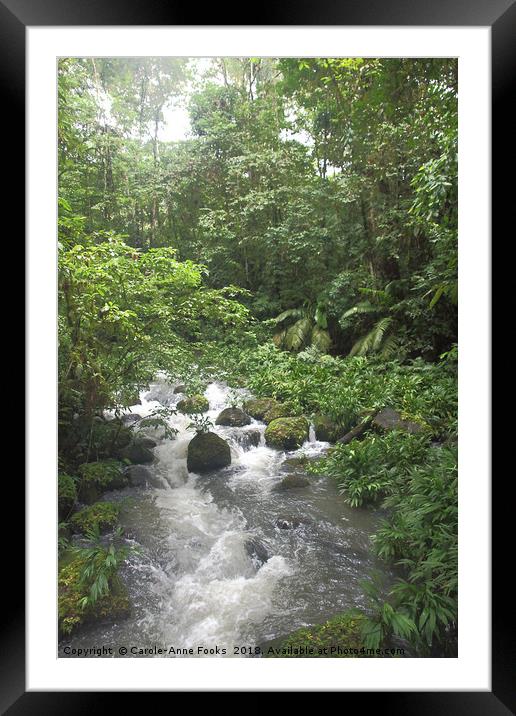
[57,56,458,660]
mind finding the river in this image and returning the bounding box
[59,378,393,658]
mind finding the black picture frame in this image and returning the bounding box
[6,0,506,709]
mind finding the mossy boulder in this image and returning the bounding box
[243,397,279,421]
[77,460,128,504]
[372,407,424,434]
[117,438,155,464]
[264,611,374,658]
[264,417,309,450]
[187,431,231,473]
[263,401,298,424]
[215,407,251,427]
[136,436,157,449]
[312,414,345,443]
[58,473,77,520]
[177,394,209,414]
[58,556,130,638]
[272,474,310,491]
[70,502,120,535]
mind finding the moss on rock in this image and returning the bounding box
[263,401,298,424]
[58,473,77,520]
[58,556,130,638]
[272,474,310,491]
[264,611,374,658]
[187,431,231,473]
[312,414,345,443]
[77,460,128,504]
[243,398,279,421]
[177,394,209,414]
[70,502,120,535]
[215,407,251,427]
[264,417,309,450]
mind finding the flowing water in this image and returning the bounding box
[60,378,393,658]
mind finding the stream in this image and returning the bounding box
[60,378,394,658]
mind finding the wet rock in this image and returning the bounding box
[118,439,155,464]
[173,384,186,394]
[121,413,143,426]
[265,417,309,450]
[243,397,279,421]
[275,515,309,530]
[312,414,345,443]
[246,429,262,447]
[272,474,310,491]
[177,394,209,414]
[137,436,157,449]
[215,407,252,427]
[125,465,165,489]
[244,538,269,565]
[283,455,309,471]
[124,464,153,486]
[144,383,176,406]
[187,431,231,473]
[372,407,423,434]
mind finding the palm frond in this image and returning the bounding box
[273,308,305,324]
[314,305,328,329]
[311,325,332,353]
[342,301,377,320]
[349,317,394,357]
[284,317,312,351]
[272,328,287,347]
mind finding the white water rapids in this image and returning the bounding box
[60,378,392,657]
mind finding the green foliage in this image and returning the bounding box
[58,473,77,519]
[273,303,331,353]
[77,460,128,503]
[187,415,214,434]
[266,611,377,658]
[232,343,457,440]
[72,525,132,610]
[310,432,430,507]
[70,502,120,535]
[358,447,458,654]
[57,57,458,654]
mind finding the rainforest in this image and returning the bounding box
[58,57,458,658]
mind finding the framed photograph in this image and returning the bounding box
[6,0,505,707]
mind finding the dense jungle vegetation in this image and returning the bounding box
[58,57,458,656]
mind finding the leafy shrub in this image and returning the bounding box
[58,473,77,519]
[77,460,128,503]
[70,502,120,535]
[310,431,430,507]
[355,446,457,654]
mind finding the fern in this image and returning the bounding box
[350,317,393,357]
[273,303,331,353]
